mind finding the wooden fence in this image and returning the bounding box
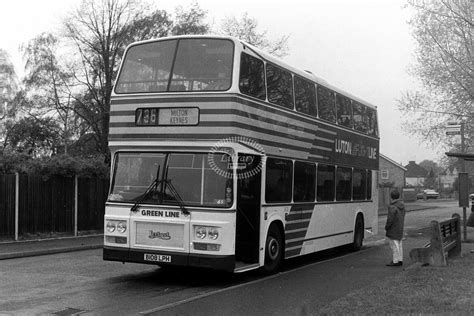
[0,174,109,240]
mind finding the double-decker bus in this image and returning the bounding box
[104,35,379,273]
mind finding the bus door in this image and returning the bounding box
[235,154,261,264]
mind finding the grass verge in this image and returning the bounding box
[318,252,474,315]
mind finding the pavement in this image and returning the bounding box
[0,201,471,261]
[0,235,103,260]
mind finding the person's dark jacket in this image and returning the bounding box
[385,199,406,240]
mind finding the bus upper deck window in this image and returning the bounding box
[171,39,233,92]
[115,39,233,94]
[239,53,266,100]
[353,102,369,133]
[294,76,317,117]
[317,86,336,123]
[266,64,294,109]
[336,94,353,128]
[115,40,176,94]
[367,108,378,136]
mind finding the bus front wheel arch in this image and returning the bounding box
[262,223,284,275]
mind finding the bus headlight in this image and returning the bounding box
[195,226,219,240]
[106,220,127,234]
[208,228,219,240]
[117,221,127,233]
[196,226,207,239]
[106,221,116,233]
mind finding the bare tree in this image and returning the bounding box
[172,0,209,35]
[21,33,79,154]
[63,0,173,159]
[0,50,20,147]
[398,0,473,153]
[218,12,290,58]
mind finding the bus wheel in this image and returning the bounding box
[351,216,364,251]
[262,225,283,274]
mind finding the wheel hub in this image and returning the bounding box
[268,238,279,260]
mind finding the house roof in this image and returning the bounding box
[405,161,428,177]
[379,153,407,171]
[445,152,474,161]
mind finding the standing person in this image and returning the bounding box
[385,190,406,266]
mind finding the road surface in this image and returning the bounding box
[0,200,462,315]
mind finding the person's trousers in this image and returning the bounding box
[388,238,403,263]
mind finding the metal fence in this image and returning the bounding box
[0,174,15,237]
[0,174,109,240]
[78,177,109,231]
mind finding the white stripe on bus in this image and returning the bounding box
[285,227,308,234]
[286,219,311,224]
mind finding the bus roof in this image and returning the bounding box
[123,35,378,110]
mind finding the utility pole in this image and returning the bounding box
[461,123,474,240]
[461,122,465,172]
[446,121,468,240]
[460,122,467,241]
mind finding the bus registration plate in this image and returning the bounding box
[144,253,171,263]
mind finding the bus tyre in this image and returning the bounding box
[351,216,364,251]
[262,225,283,275]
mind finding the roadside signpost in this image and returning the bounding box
[445,123,461,136]
[458,172,469,241]
[445,122,469,241]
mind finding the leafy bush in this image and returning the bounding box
[0,149,32,173]
[0,150,109,178]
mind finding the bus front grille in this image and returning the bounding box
[135,221,185,249]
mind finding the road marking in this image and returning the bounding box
[139,239,386,314]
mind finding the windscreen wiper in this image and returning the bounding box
[130,166,161,213]
[130,165,189,215]
[164,180,189,215]
[130,177,162,213]
[163,166,189,215]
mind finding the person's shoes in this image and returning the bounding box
[386,261,403,266]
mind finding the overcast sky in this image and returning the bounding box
[0,0,446,165]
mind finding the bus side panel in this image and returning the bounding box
[283,201,377,258]
[285,204,346,257]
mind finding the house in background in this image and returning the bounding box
[379,154,406,189]
[404,161,428,187]
[438,165,458,191]
[379,154,406,209]
[438,160,474,197]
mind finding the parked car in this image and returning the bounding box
[422,189,440,199]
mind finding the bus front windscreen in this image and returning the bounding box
[108,152,233,208]
[115,38,234,94]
